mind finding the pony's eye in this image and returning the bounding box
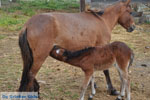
[130,12,132,15]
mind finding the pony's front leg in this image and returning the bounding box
[79,70,93,100]
[103,70,119,95]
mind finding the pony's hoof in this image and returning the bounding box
[94,82,97,89]
[109,89,120,96]
[88,97,93,100]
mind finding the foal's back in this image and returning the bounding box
[90,41,133,70]
[110,41,134,68]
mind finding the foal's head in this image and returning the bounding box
[118,0,135,32]
[50,45,67,61]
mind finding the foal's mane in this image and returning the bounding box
[63,47,95,61]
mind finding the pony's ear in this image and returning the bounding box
[122,0,131,6]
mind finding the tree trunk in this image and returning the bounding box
[80,0,85,12]
[0,0,1,8]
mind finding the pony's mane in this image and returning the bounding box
[63,47,95,61]
[97,10,104,16]
[91,10,104,17]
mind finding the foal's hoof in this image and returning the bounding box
[109,89,119,96]
[116,98,121,100]
[88,95,93,100]
[115,97,123,100]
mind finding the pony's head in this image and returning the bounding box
[118,0,135,32]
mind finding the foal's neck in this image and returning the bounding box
[102,5,120,31]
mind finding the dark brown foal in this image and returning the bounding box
[50,41,134,100]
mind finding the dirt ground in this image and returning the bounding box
[0,24,150,100]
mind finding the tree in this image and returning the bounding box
[0,0,1,8]
[80,0,85,12]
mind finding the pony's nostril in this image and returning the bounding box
[127,25,135,32]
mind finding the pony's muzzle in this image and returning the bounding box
[127,25,135,32]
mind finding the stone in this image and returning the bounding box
[145,46,150,49]
[141,64,147,67]
[132,11,143,17]
[132,3,150,12]
[139,15,150,24]
[38,80,46,84]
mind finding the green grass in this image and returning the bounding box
[0,12,29,31]
[145,21,150,24]
[0,35,6,40]
[0,0,79,31]
[2,0,79,15]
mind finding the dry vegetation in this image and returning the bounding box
[0,1,150,99]
[0,24,150,100]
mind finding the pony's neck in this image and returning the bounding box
[102,5,120,31]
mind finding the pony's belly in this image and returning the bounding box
[94,63,114,71]
[54,36,97,51]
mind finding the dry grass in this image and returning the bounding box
[0,24,150,100]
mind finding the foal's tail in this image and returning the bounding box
[18,28,33,91]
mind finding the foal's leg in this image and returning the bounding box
[91,76,96,95]
[88,76,96,100]
[116,69,126,100]
[117,71,130,100]
[103,70,119,95]
[116,63,131,100]
[126,76,130,100]
[80,70,93,100]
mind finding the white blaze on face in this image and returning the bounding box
[56,49,60,54]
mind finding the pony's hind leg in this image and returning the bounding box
[19,35,53,92]
[34,79,40,92]
[27,56,48,92]
[27,41,54,92]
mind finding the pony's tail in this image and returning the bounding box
[18,28,33,91]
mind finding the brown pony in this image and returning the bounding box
[50,41,134,100]
[18,0,135,95]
